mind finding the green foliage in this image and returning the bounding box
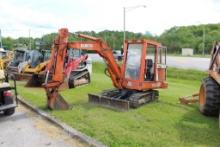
[167,67,207,81]
[2,23,220,54]
[41,33,57,49]
[75,30,154,50]
[1,30,154,50]
[1,37,35,50]
[159,23,220,54]
[2,37,14,50]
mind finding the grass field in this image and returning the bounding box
[167,54,211,58]
[16,62,220,146]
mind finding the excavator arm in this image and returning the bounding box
[68,34,122,89]
[43,28,69,109]
[43,28,122,109]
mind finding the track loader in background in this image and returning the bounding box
[0,49,13,70]
[6,49,50,85]
[22,49,51,86]
[44,28,168,110]
[26,48,91,87]
[0,49,13,79]
[6,49,29,79]
[64,48,92,88]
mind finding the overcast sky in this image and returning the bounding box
[0,0,220,38]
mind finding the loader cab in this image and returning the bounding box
[68,48,84,59]
[9,49,29,67]
[122,40,168,90]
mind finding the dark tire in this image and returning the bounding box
[68,71,78,88]
[4,108,15,116]
[68,78,75,88]
[3,96,15,116]
[199,77,220,116]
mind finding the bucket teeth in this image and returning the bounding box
[47,89,69,110]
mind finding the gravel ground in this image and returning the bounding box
[0,105,87,147]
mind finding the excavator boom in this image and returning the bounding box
[68,40,122,89]
[43,28,69,110]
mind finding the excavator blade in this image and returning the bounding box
[88,94,130,110]
[46,89,69,110]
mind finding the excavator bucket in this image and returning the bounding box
[46,88,69,110]
[88,94,130,110]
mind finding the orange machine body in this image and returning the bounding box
[44,28,168,110]
[68,34,168,91]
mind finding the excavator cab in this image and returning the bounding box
[122,40,167,91]
[89,40,168,110]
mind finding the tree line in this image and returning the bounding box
[1,23,220,54]
[159,23,220,54]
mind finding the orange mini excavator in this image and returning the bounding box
[44,28,168,110]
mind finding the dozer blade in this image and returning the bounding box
[88,94,130,110]
[46,89,69,110]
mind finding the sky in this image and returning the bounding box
[0,0,220,38]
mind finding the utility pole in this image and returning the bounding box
[123,7,126,44]
[0,29,2,48]
[202,25,205,56]
[123,5,146,45]
[28,29,31,50]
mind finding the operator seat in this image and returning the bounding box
[145,59,154,81]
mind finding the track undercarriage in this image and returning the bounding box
[89,89,159,110]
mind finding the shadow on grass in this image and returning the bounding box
[175,109,220,146]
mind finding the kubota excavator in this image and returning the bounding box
[44,28,168,110]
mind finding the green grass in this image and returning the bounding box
[168,54,211,58]
[16,62,220,146]
[167,67,207,81]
